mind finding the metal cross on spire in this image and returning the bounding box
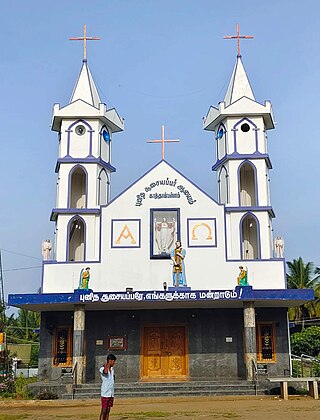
[146,125,180,160]
[69,24,101,61]
[223,23,254,57]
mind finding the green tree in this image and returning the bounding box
[5,309,40,367]
[291,326,320,357]
[286,257,320,321]
[6,309,40,343]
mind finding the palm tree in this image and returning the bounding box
[5,309,40,343]
[286,257,320,322]
[4,309,40,367]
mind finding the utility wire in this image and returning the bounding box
[0,248,41,261]
[3,266,42,272]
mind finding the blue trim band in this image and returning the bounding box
[8,286,314,307]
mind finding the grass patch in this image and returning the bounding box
[0,415,30,420]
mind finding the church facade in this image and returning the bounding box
[9,37,313,385]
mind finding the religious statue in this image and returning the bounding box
[78,267,90,290]
[41,239,52,260]
[171,241,187,287]
[155,217,175,254]
[274,236,284,258]
[237,266,248,286]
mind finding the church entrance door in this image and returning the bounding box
[141,325,188,380]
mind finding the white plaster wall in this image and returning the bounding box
[43,162,285,293]
[59,120,71,158]
[226,160,239,206]
[235,125,256,155]
[224,119,235,155]
[227,212,241,259]
[217,132,226,160]
[88,120,100,158]
[258,125,268,154]
[100,126,111,163]
[217,166,228,204]
[56,165,72,208]
[42,257,286,293]
[254,160,269,206]
[258,212,273,259]
[69,129,90,158]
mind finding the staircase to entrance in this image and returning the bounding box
[64,379,268,399]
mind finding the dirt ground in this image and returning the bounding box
[0,396,320,420]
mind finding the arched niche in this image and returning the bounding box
[67,217,85,262]
[69,166,87,209]
[240,213,260,259]
[239,161,257,206]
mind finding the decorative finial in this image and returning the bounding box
[146,125,180,160]
[69,24,101,61]
[223,23,254,57]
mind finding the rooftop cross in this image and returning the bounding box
[146,125,180,160]
[223,23,254,57]
[69,24,101,61]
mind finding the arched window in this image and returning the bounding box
[239,162,257,206]
[241,213,260,259]
[218,166,229,204]
[216,123,227,159]
[69,166,87,208]
[68,217,85,261]
[100,126,112,163]
[98,169,110,205]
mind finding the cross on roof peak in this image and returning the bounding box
[146,125,180,160]
[223,23,254,57]
[69,24,101,61]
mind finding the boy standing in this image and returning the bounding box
[99,354,117,420]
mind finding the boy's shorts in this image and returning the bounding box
[101,397,114,409]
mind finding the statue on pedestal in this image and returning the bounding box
[78,267,90,290]
[171,241,186,287]
[42,239,52,260]
[237,266,248,286]
[274,236,285,258]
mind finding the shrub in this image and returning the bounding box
[291,326,320,357]
[37,390,58,400]
[0,374,37,399]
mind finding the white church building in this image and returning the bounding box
[9,32,313,387]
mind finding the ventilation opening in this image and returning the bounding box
[241,123,250,132]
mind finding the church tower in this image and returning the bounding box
[50,40,124,262]
[203,37,275,261]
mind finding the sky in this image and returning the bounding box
[1,0,320,310]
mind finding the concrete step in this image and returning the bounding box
[64,380,264,400]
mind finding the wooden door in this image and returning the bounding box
[141,326,187,380]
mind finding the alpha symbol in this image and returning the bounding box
[115,224,137,244]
